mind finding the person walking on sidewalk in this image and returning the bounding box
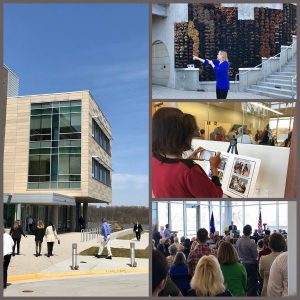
[133,221,143,241]
[35,220,45,257]
[96,218,112,259]
[10,220,27,256]
[3,230,15,289]
[45,223,60,258]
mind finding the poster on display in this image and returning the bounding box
[205,152,261,198]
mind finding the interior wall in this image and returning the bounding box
[177,102,270,135]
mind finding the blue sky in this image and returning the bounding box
[4,4,149,206]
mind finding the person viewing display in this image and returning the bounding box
[193,51,230,99]
[152,107,223,198]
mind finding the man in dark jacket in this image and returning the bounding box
[133,221,143,241]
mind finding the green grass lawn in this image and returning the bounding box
[79,246,149,258]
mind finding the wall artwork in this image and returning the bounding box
[205,152,260,198]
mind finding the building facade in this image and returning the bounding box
[4,90,112,232]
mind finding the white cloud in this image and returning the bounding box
[112,173,148,190]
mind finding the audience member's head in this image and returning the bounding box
[265,229,271,236]
[263,235,270,248]
[180,236,185,244]
[165,224,169,229]
[190,255,226,296]
[168,243,178,257]
[243,225,252,236]
[217,241,239,265]
[152,249,168,296]
[197,228,208,243]
[174,252,186,265]
[159,238,166,245]
[184,238,191,248]
[257,239,264,250]
[174,237,179,244]
[269,232,287,253]
[152,107,198,156]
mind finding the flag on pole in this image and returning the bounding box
[258,210,262,233]
[210,212,215,234]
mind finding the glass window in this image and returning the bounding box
[60,114,71,133]
[92,119,111,155]
[158,202,169,232]
[170,202,184,238]
[70,113,81,132]
[244,202,259,230]
[70,154,81,174]
[200,201,210,230]
[92,158,111,186]
[41,115,51,134]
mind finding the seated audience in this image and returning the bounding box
[217,241,247,296]
[259,233,287,296]
[169,252,190,296]
[236,225,258,296]
[187,255,232,297]
[187,228,215,277]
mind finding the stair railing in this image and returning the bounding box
[291,74,297,99]
[235,39,297,92]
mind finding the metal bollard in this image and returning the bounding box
[130,242,137,267]
[70,243,79,270]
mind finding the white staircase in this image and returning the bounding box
[246,56,297,99]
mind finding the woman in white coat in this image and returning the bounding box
[45,223,60,257]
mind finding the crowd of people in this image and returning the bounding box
[152,224,288,297]
[196,125,292,147]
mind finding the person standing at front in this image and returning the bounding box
[45,223,59,257]
[96,218,112,259]
[193,51,230,99]
[3,230,15,289]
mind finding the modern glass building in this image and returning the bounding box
[4,91,112,232]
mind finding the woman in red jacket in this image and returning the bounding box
[152,107,223,198]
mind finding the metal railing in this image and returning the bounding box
[80,228,100,242]
[235,39,297,91]
[291,74,297,99]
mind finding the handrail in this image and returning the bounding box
[235,39,297,89]
[80,227,100,242]
[291,74,297,99]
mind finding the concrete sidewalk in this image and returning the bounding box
[4,273,149,297]
[7,231,149,276]
[152,85,272,99]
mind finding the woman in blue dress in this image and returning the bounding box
[193,51,230,99]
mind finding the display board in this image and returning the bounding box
[174,3,297,80]
[204,152,261,198]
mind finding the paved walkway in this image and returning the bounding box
[7,231,149,276]
[5,230,149,296]
[152,85,272,99]
[4,273,149,297]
